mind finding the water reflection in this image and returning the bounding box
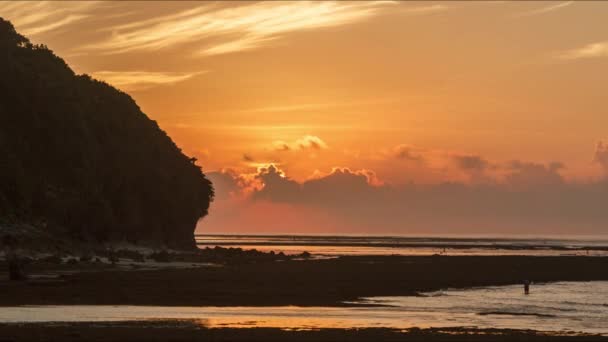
[198,243,608,257]
[1,281,606,335]
[196,235,608,257]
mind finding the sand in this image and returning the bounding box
[0,321,605,341]
[1,255,608,306]
[2,254,608,341]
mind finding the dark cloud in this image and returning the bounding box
[205,144,608,235]
[250,167,381,208]
[208,158,608,235]
[505,160,564,188]
[206,170,241,200]
[302,168,378,199]
[253,164,301,202]
[242,153,254,162]
[453,154,489,171]
[273,142,291,152]
[393,144,423,161]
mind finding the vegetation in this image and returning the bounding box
[0,18,213,248]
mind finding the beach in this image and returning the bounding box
[2,255,608,307]
[2,238,608,340]
[1,322,606,342]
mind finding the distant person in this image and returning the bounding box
[523,279,531,295]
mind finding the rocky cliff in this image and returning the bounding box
[0,18,213,249]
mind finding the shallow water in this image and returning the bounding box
[196,235,608,257]
[1,281,606,335]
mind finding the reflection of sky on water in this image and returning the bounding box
[196,235,608,256]
[2,281,606,335]
[199,243,608,256]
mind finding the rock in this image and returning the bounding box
[0,18,214,249]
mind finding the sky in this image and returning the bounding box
[2,1,608,236]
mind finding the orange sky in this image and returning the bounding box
[3,1,608,235]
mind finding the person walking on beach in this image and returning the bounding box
[523,279,531,295]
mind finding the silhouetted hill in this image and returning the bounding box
[0,18,213,249]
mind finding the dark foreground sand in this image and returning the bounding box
[2,255,608,341]
[1,255,608,306]
[0,321,606,342]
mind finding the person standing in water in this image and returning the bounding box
[523,279,531,295]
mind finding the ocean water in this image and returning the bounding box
[196,234,608,257]
[1,281,606,335]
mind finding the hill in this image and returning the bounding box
[0,18,213,249]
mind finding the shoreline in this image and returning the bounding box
[196,241,608,251]
[1,255,607,339]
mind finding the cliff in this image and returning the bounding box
[0,18,213,249]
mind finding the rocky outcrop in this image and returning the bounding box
[0,18,213,249]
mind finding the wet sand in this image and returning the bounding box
[2,255,608,341]
[0,321,605,341]
[1,255,608,306]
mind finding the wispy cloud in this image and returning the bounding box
[401,4,448,15]
[0,1,97,36]
[240,102,337,114]
[240,98,396,114]
[273,135,328,152]
[91,71,206,91]
[81,1,394,56]
[1,1,445,59]
[558,41,608,60]
[516,1,572,17]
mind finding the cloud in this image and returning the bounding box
[206,167,264,200]
[1,2,395,56]
[90,71,204,91]
[242,153,255,162]
[504,160,565,188]
[240,102,346,114]
[213,165,382,202]
[239,98,397,114]
[516,1,572,17]
[208,160,608,235]
[273,141,291,152]
[594,141,608,174]
[273,135,328,152]
[401,4,449,15]
[309,167,384,187]
[392,144,424,161]
[206,170,242,200]
[558,41,608,60]
[253,164,301,203]
[203,143,608,235]
[453,155,490,171]
[251,166,382,205]
[79,1,394,56]
[0,1,97,36]
[296,135,328,150]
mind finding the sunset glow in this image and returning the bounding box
[4,1,607,235]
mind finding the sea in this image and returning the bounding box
[196,234,608,257]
